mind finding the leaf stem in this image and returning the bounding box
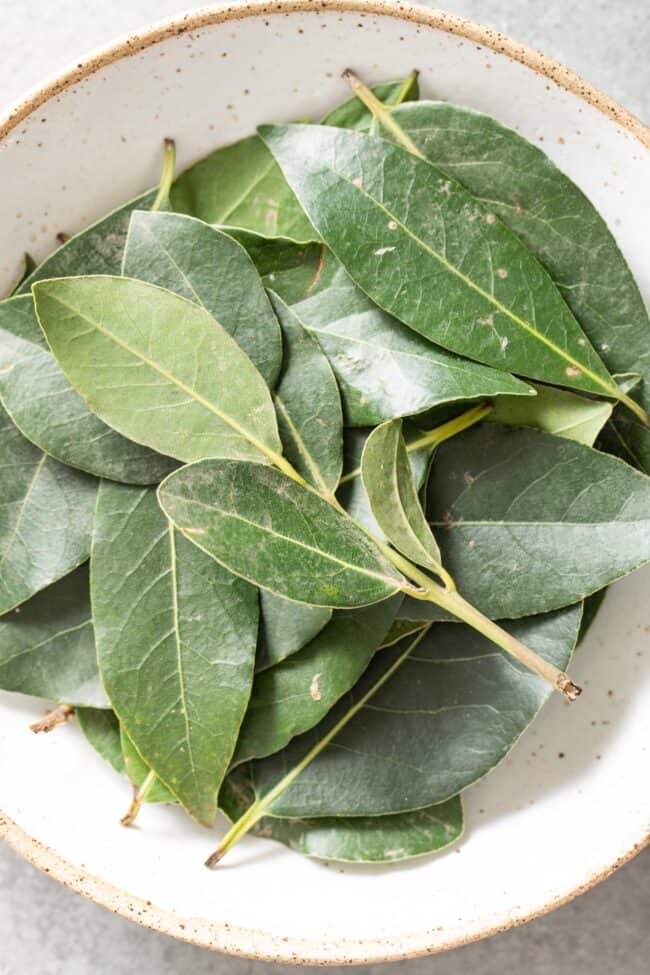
[205,626,431,866]
[151,139,176,213]
[339,400,493,485]
[392,69,420,107]
[343,70,650,429]
[121,769,157,827]
[30,704,75,734]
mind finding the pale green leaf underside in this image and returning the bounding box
[489,382,612,446]
[32,276,282,466]
[361,418,441,570]
[158,459,405,608]
[92,482,258,826]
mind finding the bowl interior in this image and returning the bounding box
[1,3,649,964]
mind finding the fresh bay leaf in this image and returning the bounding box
[338,424,436,536]
[253,604,581,817]
[361,419,442,571]
[0,404,97,615]
[256,591,331,673]
[489,382,612,446]
[92,482,259,826]
[269,248,534,426]
[269,292,343,494]
[76,708,125,774]
[321,75,420,132]
[122,211,282,387]
[428,424,650,619]
[0,295,176,484]
[170,135,315,242]
[158,459,405,608]
[224,231,320,278]
[578,589,608,644]
[220,763,463,864]
[389,101,650,470]
[0,565,107,707]
[17,190,154,293]
[32,276,282,465]
[121,727,177,804]
[260,125,621,401]
[233,597,399,764]
[380,618,429,648]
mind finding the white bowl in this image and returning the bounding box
[1,1,649,965]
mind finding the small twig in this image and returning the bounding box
[30,704,75,734]
[120,768,157,827]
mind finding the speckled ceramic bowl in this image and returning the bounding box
[1,1,649,964]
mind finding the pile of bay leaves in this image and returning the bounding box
[1,73,650,868]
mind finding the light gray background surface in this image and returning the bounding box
[1,2,648,973]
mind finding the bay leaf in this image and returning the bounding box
[578,589,607,644]
[489,382,612,446]
[233,596,399,764]
[338,424,436,537]
[92,482,259,826]
[0,565,107,707]
[76,707,125,774]
[253,604,581,817]
[380,618,429,648]
[260,125,623,402]
[158,459,405,608]
[17,190,154,293]
[256,590,331,672]
[269,248,534,426]
[269,292,343,494]
[427,423,650,619]
[224,231,321,279]
[32,276,282,465]
[389,101,650,470]
[0,294,176,484]
[121,727,176,804]
[321,74,420,132]
[361,418,442,571]
[170,135,315,242]
[220,763,463,864]
[122,211,282,387]
[0,404,97,615]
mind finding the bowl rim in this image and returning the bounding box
[1,0,648,965]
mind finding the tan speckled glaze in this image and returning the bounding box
[1,1,649,964]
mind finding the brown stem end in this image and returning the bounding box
[120,786,142,828]
[557,674,582,702]
[204,848,225,869]
[30,704,75,734]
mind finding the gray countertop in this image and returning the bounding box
[1,2,648,973]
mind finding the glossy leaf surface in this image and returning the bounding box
[261,125,616,398]
[428,424,650,618]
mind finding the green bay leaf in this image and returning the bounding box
[489,382,612,446]
[390,101,650,471]
[0,294,176,484]
[361,418,442,571]
[17,190,154,293]
[256,590,331,673]
[76,707,125,774]
[170,135,315,243]
[92,482,258,826]
[32,276,282,465]
[270,292,343,494]
[428,424,650,619]
[321,74,420,132]
[233,596,399,764]
[122,211,282,387]
[220,763,463,864]
[253,605,581,817]
[121,727,177,804]
[0,565,107,707]
[269,248,533,425]
[0,404,97,614]
[260,125,620,401]
[158,459,405,608]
